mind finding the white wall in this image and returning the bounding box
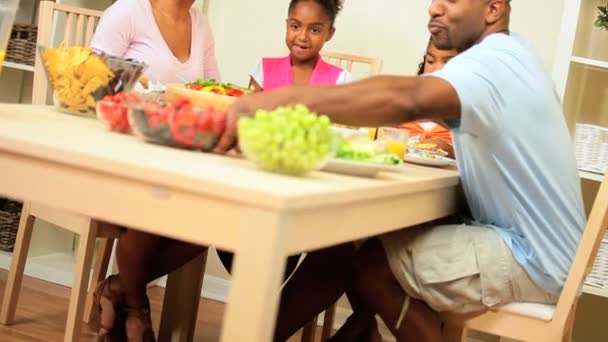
[207,0,565,85]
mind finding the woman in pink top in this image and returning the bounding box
[91,0,220,84]
[249,0,351,92]
[89,1,219,341]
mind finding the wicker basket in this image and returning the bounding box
[575,123,608,174]
[0,199,22,252]
[6,24,37,66]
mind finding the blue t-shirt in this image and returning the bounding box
[432,33,586,295]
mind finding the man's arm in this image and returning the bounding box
[215,75,461,152]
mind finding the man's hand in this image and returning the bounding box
[213,97,253,154]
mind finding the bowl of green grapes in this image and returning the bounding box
[238,105,337,176]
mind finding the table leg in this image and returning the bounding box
[220,209,287,342]
[158,249,208,342]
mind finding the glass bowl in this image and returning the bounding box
[96,93,141,133]
[238,107,337,176]
[127,94,226,151]
[39,45,147,117]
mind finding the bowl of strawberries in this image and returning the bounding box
[97,93,140,133]
[127,95,226,151]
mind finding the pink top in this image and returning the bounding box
[90,0,220,84]
[261,55,345,91]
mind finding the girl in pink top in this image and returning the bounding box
[91,0,220,85]
[249,0,351,92]
[89,1,219,341]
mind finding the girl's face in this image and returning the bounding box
[423,42,458,74]
[286,1,335,63]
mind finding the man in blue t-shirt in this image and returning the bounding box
[216,0,586,340]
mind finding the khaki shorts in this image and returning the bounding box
[380,224,558,314]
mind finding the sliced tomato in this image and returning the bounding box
[225,89,244,98]
[187,84,204,91]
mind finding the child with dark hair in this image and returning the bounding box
[401,39,458,158]
[249,0,352,92]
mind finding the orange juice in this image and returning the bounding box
[387,141,407,157]
[1,0,20,75]
[0,50,4,73]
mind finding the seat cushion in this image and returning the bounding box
[496,302,555,321]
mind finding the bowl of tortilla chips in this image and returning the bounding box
[40,45,147,116]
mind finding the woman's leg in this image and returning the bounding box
[273,243,356,341]
[116,230,165,308]
[115,230,206,341]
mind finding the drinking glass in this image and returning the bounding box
[0,0,20,74]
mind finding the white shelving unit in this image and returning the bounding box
[580,170,605,182]
[571,55,608,69]
[554,6,608,341]
[2,61,35,72]
[583,284,608,298]
[553,0,608,186]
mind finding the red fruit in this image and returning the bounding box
[225,89,244,98]
[148,116,161,128]
[195,112,214,133]
[159,105,175,122]
[188,84,204,91]
[212,112,226,135]
[175,109,197,127]
[99,101,116,119]
[144,101,160,116]
[114,92,127,102]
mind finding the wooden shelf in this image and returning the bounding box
[571,56,608,70]
[583,284,608,298]
[580,170,604,182]
[2,61,34,72]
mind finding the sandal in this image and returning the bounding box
[125,304,156,342]
[90,275,126,341]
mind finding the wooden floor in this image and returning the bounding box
[0,269,315,342]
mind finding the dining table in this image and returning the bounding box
[0,104,461,341]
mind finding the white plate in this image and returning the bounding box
[321,158,405,177]
[403,153,455,167]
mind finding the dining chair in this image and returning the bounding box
[440,174,608,342]
[321,51,383,78]
[0,3,117,342]
[300,51,383,342]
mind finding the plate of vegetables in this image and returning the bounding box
[184,79,249,97]
[166,79,249,112]
[321,139,405,177]
[403,150,455,167]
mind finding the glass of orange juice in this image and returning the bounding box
[377,127,409,158]
[0,0,20,74]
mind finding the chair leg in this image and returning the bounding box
[0,202,35,325]
[158,250,208,342]
[301,315,318,342]
[321,304,336,341]
[561,301,578,342]
[83,237,115,324]
[64,221,98,342]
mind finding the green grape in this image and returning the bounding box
[238,105,336,176]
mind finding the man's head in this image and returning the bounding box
[428,0,511,52]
